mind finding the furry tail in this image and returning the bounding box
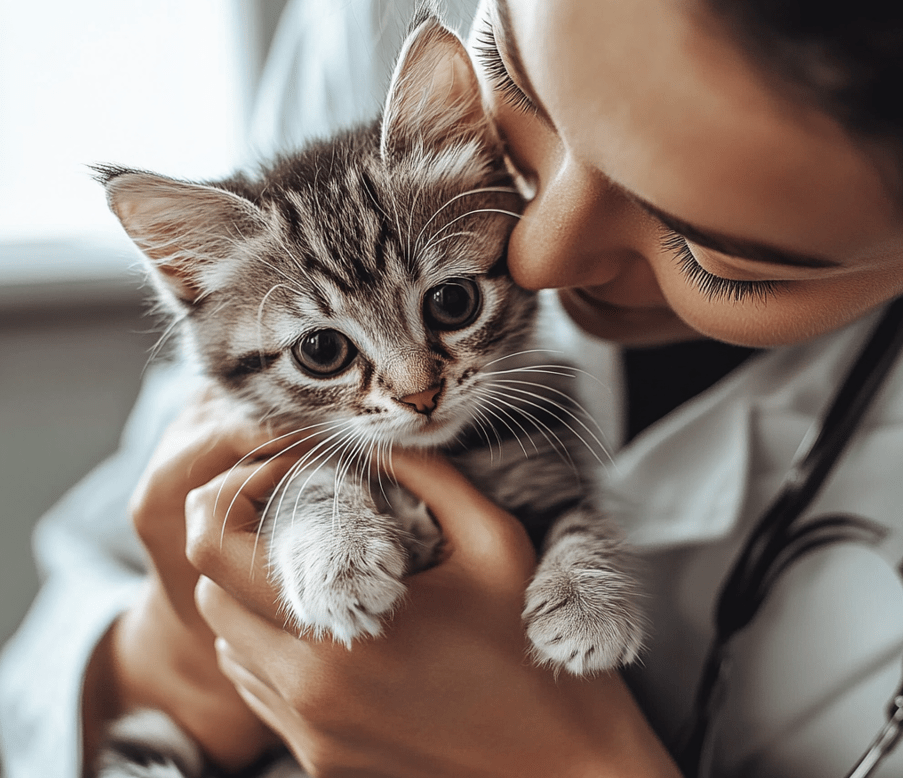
[95,709,205,778]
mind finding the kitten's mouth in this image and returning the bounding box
[400,412,463,447]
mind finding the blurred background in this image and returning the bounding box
[0,0,289,653]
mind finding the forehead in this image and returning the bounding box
[502,0,903,267]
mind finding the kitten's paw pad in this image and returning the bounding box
[277,534,408,646]
[523,567,644,676]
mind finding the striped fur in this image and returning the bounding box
[95,13,642,778]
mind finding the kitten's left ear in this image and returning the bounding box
[380,14,494,161]
[94,165,268,307]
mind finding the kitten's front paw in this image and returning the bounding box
[523,564,644,675]
[271,524,408,646]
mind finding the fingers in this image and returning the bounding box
[198,579,337,721]
[186,430,536,638]
[132,385,315,529]
[388,448,537,578]
[133,384,318,589]
[131,399,263,552]
[186,455,300,624]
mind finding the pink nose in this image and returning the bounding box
[398,384,442,415]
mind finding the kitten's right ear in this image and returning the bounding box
[380,13,494,161]
[94,165,267,306]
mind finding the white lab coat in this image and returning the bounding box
[3,2,903,776]
[543,296,903,777]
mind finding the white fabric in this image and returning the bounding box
[542,292,903,776]
[0,363,205,777]
[3,1,903,776]
[246,0,481,161]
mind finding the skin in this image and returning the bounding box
[485,0,903,348]
[82,0,903,775]
[81,393,284,773]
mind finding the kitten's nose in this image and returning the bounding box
[398,383,443,415]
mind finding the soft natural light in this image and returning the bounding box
[0,0,247,285]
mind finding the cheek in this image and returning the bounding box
[656,270,903,348]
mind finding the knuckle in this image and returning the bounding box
[128,481,162,543]
[184,484,221,572]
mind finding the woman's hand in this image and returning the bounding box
[190,449,682,778]
[83,388,301,772]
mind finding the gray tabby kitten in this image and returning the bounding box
[94,12,643,778]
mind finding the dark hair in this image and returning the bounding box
[707,0,903,180]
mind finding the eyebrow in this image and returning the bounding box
[493,0,556,128]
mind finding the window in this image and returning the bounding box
[0,0,249,297]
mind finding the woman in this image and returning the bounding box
[4,0,903,775]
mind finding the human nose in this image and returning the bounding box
[506,156,647,292]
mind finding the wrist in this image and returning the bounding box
[87,582,275,772]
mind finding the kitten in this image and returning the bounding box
[94,11,643,778]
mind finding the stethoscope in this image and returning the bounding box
[674,296,903,778]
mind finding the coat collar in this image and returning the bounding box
[538,291,888,551]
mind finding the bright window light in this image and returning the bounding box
[0,0,247,287]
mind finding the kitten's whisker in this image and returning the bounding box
[252,456,311,572]
[346,435,376,508]
[483,366,578,379]
[262,423,360,537]
[329,430,369,531]
[469,392,536,459]
[475,389,579,472]
[484,361,611,391]
[384,442,400,487]
[483,378,611,461]
[332,429,365,497]
[419,230,476,257]
[282,430,362,535]
[467,408,504,463]
[213,420,348,521]
[414,186,520,251]
[473,408,504,464]
[419,208,522,257]
[220,421,356,549]
[485,376,612,457]
[256,283,294,358]
[361,437,383,494]
[481,348,566,369]
[362,437,381,501]
[352,434,375,491]
[470,404,510,461]
[372,438,396,509]
[480,383,607,468]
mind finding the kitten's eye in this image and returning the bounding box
[291,329,357,376]
[424,278,481,331]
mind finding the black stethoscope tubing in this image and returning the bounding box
[675,295,903,778]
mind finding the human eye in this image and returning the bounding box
[659,229,784,304]
[473,20,538,116]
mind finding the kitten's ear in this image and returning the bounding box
[380,15,492,161]
[94,166,267,306]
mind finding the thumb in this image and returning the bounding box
[387,448,536,579]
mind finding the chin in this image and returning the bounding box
[394,417,463,448]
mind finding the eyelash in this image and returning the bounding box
[473,23,537,115]
[660,230,783,303]
[473,18,780,306]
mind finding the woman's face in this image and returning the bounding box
[471,0,903,347]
